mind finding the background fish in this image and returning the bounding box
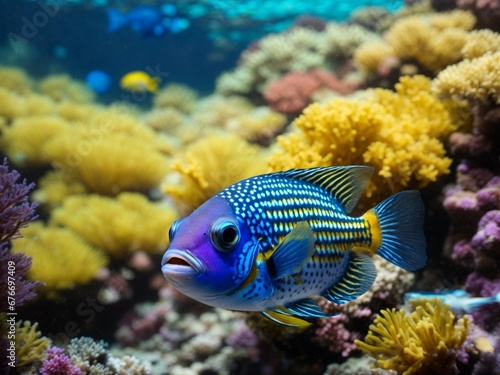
[119,71,161,94]
[405,289,500,313]
[162,166,427,326]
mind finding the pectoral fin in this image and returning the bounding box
[268,221,315,280]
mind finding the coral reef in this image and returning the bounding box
[1,116,71,167]
[0,158,38,244]
[355,299,470,375]
[216,23,374,97]
[51,193,178,257]
[40,347,83,375]
[268,75,455,203]
[264,69,357,115]
[42,109,170,196]
[153,83,199,114]
[11,222,108,290]
[39,74,95,103]
[15,320,51,367]
[433,51,500,105]
[163,133,267,212]
[354,10,476,76]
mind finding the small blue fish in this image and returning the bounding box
[162,166,427,326]
[107,5,189,37]
[86,70,111,94]
[405,289,500,313]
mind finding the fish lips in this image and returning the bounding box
[161,249,206,282]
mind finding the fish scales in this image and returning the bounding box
[218,174,372,304]
[162,166,427,326]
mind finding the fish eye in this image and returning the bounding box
[169,219,181,242]
[210,217,240,252]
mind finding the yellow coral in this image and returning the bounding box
[354,41,394,72]
[190,95,287,144]
[11,222,108,290]
[268,75,454,202]
[356,10,475,74]
[153,83,198,114]
[39,74,95,103]
[42,110,170,195]
[15,321,50,367]
[51,193,178,257]
[432,52,500,104]
[0,115,71,167]
[144,107,186,133]
[25,93,57,116]
[461,30,500,59]
[385,11,474,72]
[226,106,287,144]
[163,133,267,212]
[0,87,27,120]
[355,299,470,375]
[0,65,33,94]
[32,170,88,209]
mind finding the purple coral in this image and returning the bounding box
[0,158,38,243]
[0,158,40,312]
[40,347,83,375]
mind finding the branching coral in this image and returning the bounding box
[11,222,108,290]
[32,170,88,210]
[461,29,500,59]
[0,158,38,243]
[264,69,357,115]
[15,320,51,366]
[40,347,83,375]
[216,23,372,97]
[355,10,476,74]
[0,65,33,94]
[355,299,470,375]
[163,133,267,213]
[0,115,71,167]
[268,75,455,203]
[386,10,475,72]
[433,51,500,105]
[153,83,199,114]
[42,110,170,196]
[51,193,178,257]
[39,74,95,103]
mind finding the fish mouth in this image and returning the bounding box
[161,249,205,279]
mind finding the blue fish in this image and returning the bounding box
[405,289,500,313]
[162,166,427,326]
[107,5,189,37]
[85,70,111,94]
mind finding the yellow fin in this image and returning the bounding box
[261,311,311,328]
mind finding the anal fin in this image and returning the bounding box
[322,252,376,305]
[261,310,311,328]
[284,298,331,318]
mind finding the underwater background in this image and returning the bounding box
[0,0,500,374]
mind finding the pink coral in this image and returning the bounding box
[263,69,356,115]
[40,347,82,375]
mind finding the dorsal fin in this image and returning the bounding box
[279,166,373,213]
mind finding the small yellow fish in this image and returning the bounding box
[119,71,161,94]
